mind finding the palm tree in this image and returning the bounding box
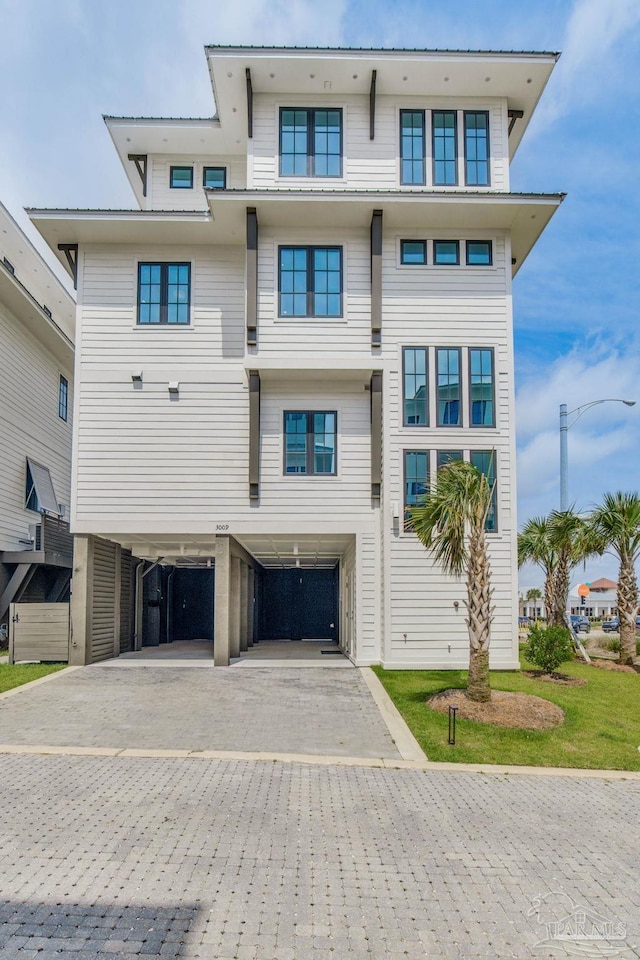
[589,492,640,665]
[410,459,494,702]
[525,587,542,620]
[518,517,556,625]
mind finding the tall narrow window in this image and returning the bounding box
[432,111,457,185]
[436,348,461,426]
[437,450,463,470]
[403,348,428,426]
[284,411,337,475]
[404,450,429,528]
[58,375,68,421]
[137,263,191,325]
[470,450,497,531]
[279,247,342,318]
[469,348,495,427]
[400,110,425,185]
[464,111,490,186]
[280,108,342,177]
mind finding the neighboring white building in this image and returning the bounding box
[520,578,619,619]
[29,46,563,667]
[0,202,75,633]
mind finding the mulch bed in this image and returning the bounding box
[524,670,586,687]
[428,688,565,730]
[589,658,640,674]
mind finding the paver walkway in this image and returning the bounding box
[0,663,401,759]
[0,754,638,959]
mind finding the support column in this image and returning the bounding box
[113,543,121,658]
[69,535,93,666]
[214,537,231,666]
[240,563,249,652]
[247,567,255,647]
[229,556,241,659]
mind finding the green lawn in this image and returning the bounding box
[373,652,640,770]
[0,662,67,695]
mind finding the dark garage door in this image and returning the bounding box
[170,568,215,641]
[259,567,338,642]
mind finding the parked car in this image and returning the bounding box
[518,616,531,627]
[602,618,619,633]
[570,614,590,634]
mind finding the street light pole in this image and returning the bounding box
[559,398,636,511]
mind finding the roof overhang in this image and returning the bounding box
[206,46,559,158]
[26,210,225,275]
[246,358,383,383]
[0,260,74,363]
[207,189,564,275]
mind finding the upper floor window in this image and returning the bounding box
[170,166,193,189]
[404,450,429,528]
[434,240,460,266]
[137,263,191,325]
[436,348,461,426]
[279,108,342,177]
[203,167,226,189]
[58,375,68,422]
[403,348,428,426]
[279,246,342,318]
[400,110,425,185]
[467,240,492,265]
[400,240,426,265]
[284,411,337,475]
[470,449,497,531]
[469,348,495,427]
[432,111,458,186]
[437,450,463,470]
[464,112,490,186]
[25,458,59,515]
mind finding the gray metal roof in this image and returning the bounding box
[205,44,561,58]
[104,115,216,122]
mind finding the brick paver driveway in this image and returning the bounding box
[0,663,401,759]
[0,755,638,959]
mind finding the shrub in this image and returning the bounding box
[527,625,575,674]
[605,637,640,655]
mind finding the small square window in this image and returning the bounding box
[203,167,226,189]
[170,166,193,189]
[400,241,427,265]
[434,241,460,265]
[467,241,492,266]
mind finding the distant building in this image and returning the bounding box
[520,577,619,619]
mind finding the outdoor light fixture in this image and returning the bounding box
[559,398,636,509]
[168,381,180,396]
[131,371,143,386]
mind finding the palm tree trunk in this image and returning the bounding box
[551,554,570,628]
[465,523,492,702]
[544,573,554,625]
[618,557,638,666]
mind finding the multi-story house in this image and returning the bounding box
[29,46,563,667]
[0,202,75,636]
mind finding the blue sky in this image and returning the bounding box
[1,0,638,588]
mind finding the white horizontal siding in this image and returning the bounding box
[147,156,246,211]
[0,303,73,551]
[251,93,509,191]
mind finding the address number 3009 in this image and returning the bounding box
[216,524,230,531]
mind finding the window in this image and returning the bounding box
[203,167,226,189]
[284,411,337,475]
[58,375,68,421]
[400,240,427,265]
[170,166,193,189]
[432,111,458,186]
[403,348,428,426]
[25,458,59,515]
[469,348,495,427]
[464,111,490,186]
[437,450,463,470]
[404,450,429,528]
[467,240,492,266]
[436,348,461,426]
[470,450,497,531]
[279,247,342,318]
[400,110,425,185]
[434,240,460,265]
[43,305,52,318]
[279,108,342,177]
[137,263,191,325]
[3,256,15,274]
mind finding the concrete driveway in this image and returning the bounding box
[0,655,403,760]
